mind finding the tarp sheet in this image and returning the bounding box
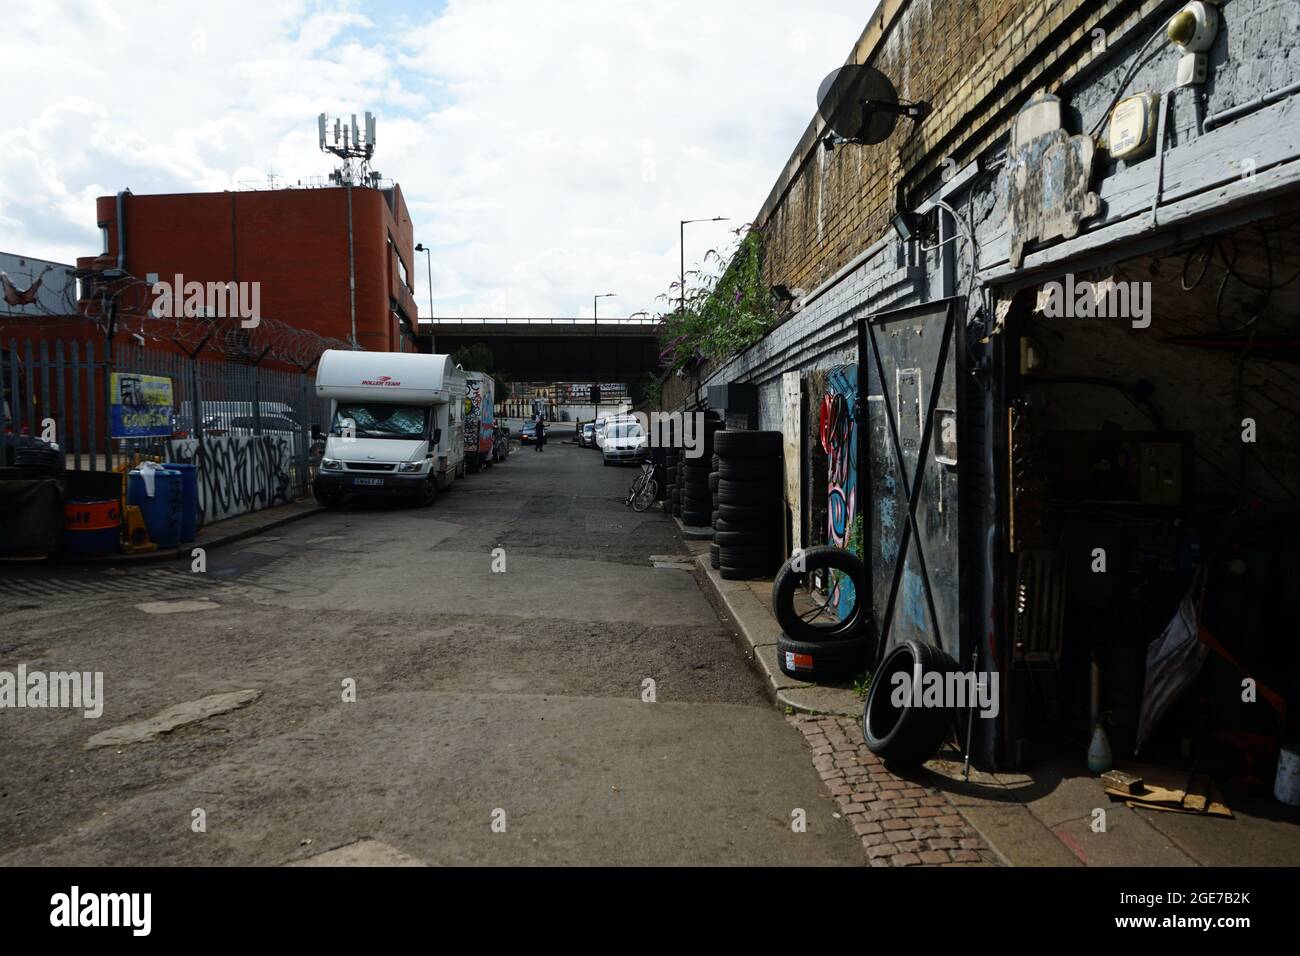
[0,478,63,556]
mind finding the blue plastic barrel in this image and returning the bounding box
[165,463,199,543]
[127,468,182,549]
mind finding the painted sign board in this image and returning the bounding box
[109,372,173,438]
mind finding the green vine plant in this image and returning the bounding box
[656,226,779,377]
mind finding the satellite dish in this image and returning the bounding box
[816,65,927,148]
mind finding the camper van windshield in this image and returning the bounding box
[332,403,427,439]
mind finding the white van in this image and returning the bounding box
[312,350,465,507]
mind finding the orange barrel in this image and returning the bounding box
[63,499,121,556]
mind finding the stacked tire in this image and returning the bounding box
[664,449,679,516]
[709,453,721,569]
[712,430,784,580]
[679,419,723,526]
[772,545,874,682]
[649,446,668,502]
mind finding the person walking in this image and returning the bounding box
[533,414,546,452]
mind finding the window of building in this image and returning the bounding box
[390,237,410,291]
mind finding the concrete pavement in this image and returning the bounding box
[0,443,862,865]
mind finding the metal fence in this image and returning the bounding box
[2,337,329,524]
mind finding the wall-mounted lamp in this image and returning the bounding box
[1168,2,1219,87]
[891,211,925,243]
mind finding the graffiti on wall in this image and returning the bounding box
[464,379,482,453]
[168,434,292,524]
[823,364,859,621]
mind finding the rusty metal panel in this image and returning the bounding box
[859,299,962,662]
[1007,93,1101,269]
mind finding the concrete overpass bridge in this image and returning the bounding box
[419,318,664,385]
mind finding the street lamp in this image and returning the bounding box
[593,291,616,422]
[414,242,434,353]
[680,217,729,314]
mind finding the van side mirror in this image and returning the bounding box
[432,427,442,446]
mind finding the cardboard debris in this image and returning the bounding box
[1100,769,1144,794]
[1103,763,1233,818]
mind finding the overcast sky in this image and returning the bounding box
[1,0,873,320]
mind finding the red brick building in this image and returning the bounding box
[75,182,421,364]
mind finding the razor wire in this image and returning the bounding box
[1,272,353,368]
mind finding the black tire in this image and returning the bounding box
[713,517,779,534]
[682,493,712,511]
[718,503,780,525]
[710,550,720,569]
[313,484,344,509]
[714,529,776,547]
[418,477,438,508]
[714,430,782,458]
[863,641,959,768]
[708,473,719,493]
[777,631,871,682]
[681,510,711,526]
[771,545,870,644]
[718,459,782,481]
[717,480,780,506]
[718,544,780,565]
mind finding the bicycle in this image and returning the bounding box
[625,458,657,512]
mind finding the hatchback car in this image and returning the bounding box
[601,419,648,466]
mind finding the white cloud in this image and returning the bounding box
[0,0,872,319]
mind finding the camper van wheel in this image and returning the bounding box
[314,486,344,509]
[419,477,438,507]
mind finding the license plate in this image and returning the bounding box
[352,477,384,487]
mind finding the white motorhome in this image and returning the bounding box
[312,350,465,507]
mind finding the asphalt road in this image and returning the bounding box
[0,441,860,865]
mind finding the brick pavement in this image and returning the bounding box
[791,714,1002,867]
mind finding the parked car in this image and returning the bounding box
[602,419,648,466]
[520,421,538,446]
[580,422,595,448]
[593,417,608,449]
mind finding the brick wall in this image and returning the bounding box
[664,0,1300,412]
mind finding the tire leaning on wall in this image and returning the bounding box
[862,640,960,769]
[771,545,870,644]
[776,630,871,682]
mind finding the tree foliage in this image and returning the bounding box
[656,226,778,377]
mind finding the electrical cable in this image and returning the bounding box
[1088,13,1176,138]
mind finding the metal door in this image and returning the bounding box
[858,298,963,662]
